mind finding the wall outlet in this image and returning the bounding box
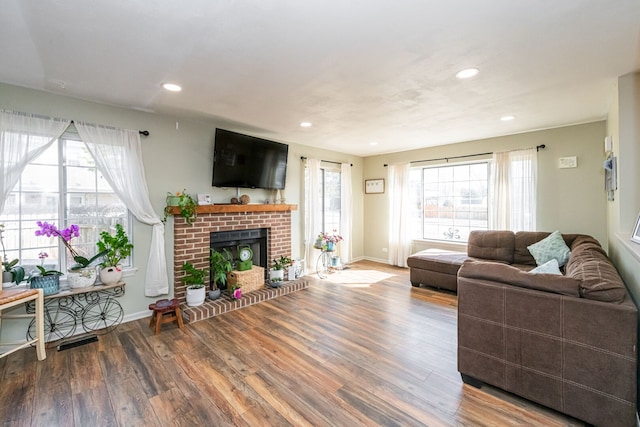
[382,247,388,253]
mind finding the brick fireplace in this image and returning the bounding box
[172,204,297,304]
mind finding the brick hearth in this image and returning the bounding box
[171,204,300,321]
[182,279,310,323]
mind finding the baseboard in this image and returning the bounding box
[360,256,391,264]
[123,310,152,323]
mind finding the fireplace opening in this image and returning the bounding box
[210,228,268,289]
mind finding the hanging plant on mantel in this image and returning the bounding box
[163,190,198,225]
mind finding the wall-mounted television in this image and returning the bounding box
[212,128,289,190]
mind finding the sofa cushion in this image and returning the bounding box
[529,259,562,275]
[565,238,627,303]
[527,230,571,267]
[467,230,515,263]
[458,260,581,297]
[407,249,468,275]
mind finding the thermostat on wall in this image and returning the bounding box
[558,156,577,169]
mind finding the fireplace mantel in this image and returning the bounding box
[168,203,297,215]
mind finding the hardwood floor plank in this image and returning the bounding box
[0,261,589,426]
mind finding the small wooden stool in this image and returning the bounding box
[148,298,184,335]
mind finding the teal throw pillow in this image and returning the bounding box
[527,230,571,267]
[528,259,562,275]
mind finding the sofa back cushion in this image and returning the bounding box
[565,235,628,303]
[467,230,515,263]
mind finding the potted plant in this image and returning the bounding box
[270,255,292,283]
[34,221,106,288]
[27,255,63,296]
[1,223,25,284]
[163,189,198,226]
[96,224,133,285]
[182,262,207,306]
[210,248,232,296]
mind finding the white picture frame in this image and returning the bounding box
[631,213,640,244]
[365,179,385,194]
[197,194,212,205]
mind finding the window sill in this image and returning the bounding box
[412,239,467,251]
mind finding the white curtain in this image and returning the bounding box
[387,162,412,267]
[0,111,70,213]
[304,158,322,273]
[490,148,537,231]
[340,162,353,265]
[75,123,168,296]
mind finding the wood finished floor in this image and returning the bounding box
[0,260,586,427]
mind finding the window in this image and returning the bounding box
[410,162,489,242]
[0,135,130,274]
[321,167,341,233]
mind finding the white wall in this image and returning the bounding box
[607,72,640,302]
[0,83,363,339]
[363,122,608,261]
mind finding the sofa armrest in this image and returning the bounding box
[458,260,581,297]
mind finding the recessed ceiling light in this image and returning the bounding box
[162,83,182,92]
[300,122,312,128]
[500,115,516,121]
[369,142,378,146]
[455,68,479,79]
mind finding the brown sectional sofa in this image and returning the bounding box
[455,230,638,427]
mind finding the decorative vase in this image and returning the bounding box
[67,267,98,289]
[208,288,221,300]
[269,268,284,282]
[326,241,335,252]
[287,265,297,280]
[29,275,60,296]
[186,285,206,306]
[100,266,122,285]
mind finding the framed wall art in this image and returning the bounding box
[365,179,385,194]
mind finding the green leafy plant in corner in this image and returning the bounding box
[96,224,134,268]
[181,262,207,289]
[210,248,233,290]
[163,190,198,226]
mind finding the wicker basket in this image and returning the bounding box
[30,275,60,296]
[227,266,264,294]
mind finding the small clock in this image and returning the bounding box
[237,245,253,271]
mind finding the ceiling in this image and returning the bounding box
[1,1,639,156]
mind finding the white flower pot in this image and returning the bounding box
[186,285,206,306]
[67,267,98,289]
[269,268,284,282]
[287,265,297,280]
[100,266,123,285]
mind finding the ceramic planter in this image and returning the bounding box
[208,288,221,300]
[186,285,206,306]
[67,267,98,289]
[269,268,284,282]
[100,266,123,285]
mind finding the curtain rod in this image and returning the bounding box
[300,156,353,167]
[383,144,546,167]
[70,120,149,136]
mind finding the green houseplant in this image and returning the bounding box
[210,248,232,291]
[270,255,292,283]
[182,262,207,306]
[96,224,133,285]
[1,223,25,284]
[163,190,198,226]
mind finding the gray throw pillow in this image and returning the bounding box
[527,230,571,267]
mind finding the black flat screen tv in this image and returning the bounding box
[212,128,289,190]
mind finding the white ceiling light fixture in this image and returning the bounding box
[162,83,182,92]
[500,115,516,121]
[455,68,479,79]
[300,121,312,128]
[369,142,378,146]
